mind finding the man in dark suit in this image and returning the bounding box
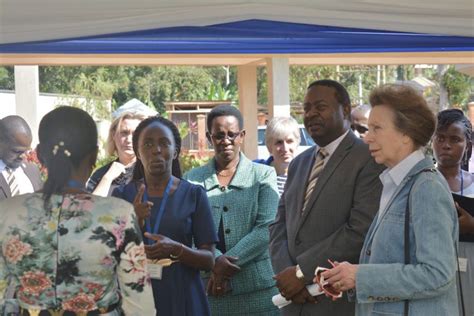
[0,115,42,200]
[269,80,384,315]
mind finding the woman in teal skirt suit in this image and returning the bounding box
[184,105,280,315]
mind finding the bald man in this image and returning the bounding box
[0,115,42,200]
[351,104,371,138]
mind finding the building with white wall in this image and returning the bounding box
[0,89,111,148]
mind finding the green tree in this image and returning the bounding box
[442,66,472,108]
[147,66,214,112]
[257,66,268,106]
[38,66,129,119]
[206,80,237,102]
[35,66,216,114]
[110,66,217,112]
[1,64,470,117]
[290,65,336,103]
[204,66,237,88]
[0,66,14,90]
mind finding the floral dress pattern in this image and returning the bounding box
[0,193,155,315]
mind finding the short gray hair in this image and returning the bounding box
[265,117,300,151]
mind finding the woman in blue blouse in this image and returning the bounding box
[113,116,217,316]
[185,105,280,315]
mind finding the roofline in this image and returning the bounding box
[1,51,472,66]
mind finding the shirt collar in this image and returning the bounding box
[384,149,425,186]
[0,160,7,172]
[316,130,350,157]
[205,153,253,190]
[0,159,25,173]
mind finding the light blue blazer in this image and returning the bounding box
[355,156,459,316]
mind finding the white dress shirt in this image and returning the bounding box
[376,149,425,223]
[0,160,35,195]
[316,130,350,166]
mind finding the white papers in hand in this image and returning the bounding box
[272,284,323,309]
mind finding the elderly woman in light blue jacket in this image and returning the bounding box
[321,84,459,316]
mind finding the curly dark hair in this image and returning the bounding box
[436,108,472,167]
[206,105,244,132]
[132,116,182,180]
[437,108,472,143]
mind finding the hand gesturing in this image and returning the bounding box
[133,184,153,228]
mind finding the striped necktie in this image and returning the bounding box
[302,148,328,213]
[5,167,20,197]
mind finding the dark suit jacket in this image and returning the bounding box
[0,162,43,200]
[269,131,384,316]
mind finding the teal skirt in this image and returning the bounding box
[208,286,279,315]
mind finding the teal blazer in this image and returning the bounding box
[184,153,279,295]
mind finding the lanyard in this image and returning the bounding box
[67,179,85,190]
[144,177,173,245]
[461,169,464,196]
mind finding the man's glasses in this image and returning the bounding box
[208,130,243,142]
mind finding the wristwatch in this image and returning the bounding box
[295,264,305,280]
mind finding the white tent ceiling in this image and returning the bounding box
[1,0,473,44]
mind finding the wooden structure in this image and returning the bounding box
[166,101,231,155]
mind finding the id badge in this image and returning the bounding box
[458,257,468,272]
[147,259,164,280]
[146,258,176,279]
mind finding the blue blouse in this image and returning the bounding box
[113,179,218,316]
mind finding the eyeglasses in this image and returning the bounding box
[351,124,368,135]
[209,130,243,142]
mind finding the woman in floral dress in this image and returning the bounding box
[0,106,155,315]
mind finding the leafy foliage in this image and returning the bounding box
[24,150,47,181]
[94,155,117,172]
[112,66,215,112]
[0,64,471,114]
[206,80,237,102]
[442,66,472,108]
[180,151,211,174]
[0,66,14,90]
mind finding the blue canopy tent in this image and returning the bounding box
[1,20,473,54]
[1,16,472,158]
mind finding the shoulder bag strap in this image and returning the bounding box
[404,179,413,316]
[404,168,436,316]
[456,244,466,316]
